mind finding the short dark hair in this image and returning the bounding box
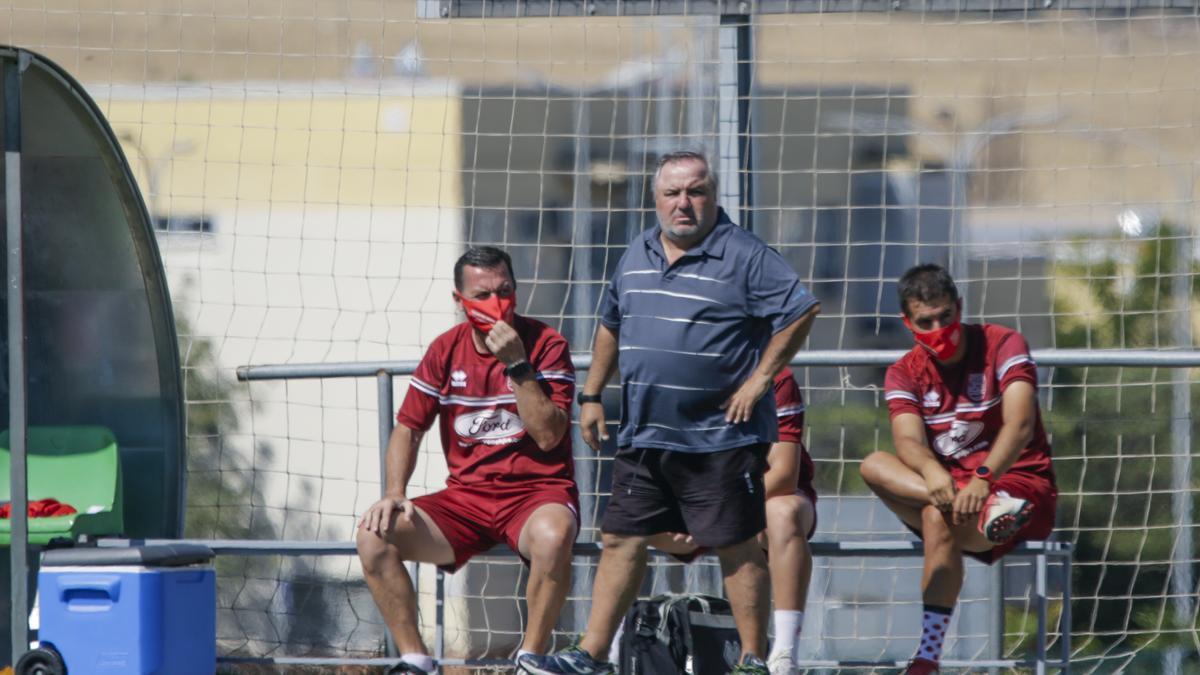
[897,264,959,316]
[654,150,718,192]
[454,246,515,290]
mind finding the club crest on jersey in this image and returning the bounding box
[933,419,986,459]
[967,373,986,401]
[922,390,941,408]
[454,408,525,445]
[450,370,468,388]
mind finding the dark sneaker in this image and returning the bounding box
[517,645,616,675]
[386,662,431,675]
[730,653,770,674]
[904,656,940,674]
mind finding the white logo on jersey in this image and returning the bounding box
[922,390,941,407]
[967,373,986,402]
[933,419,987,459]
[453,408,525,445]
[450,370,468,388]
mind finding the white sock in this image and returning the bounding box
[770,609,804,661]
[517,649,537,660]
[400,653,435,671]
[608,619,625,665]
[916,605,953,663]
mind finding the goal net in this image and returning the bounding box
[4,1,1197,671]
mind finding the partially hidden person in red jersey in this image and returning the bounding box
[651,369,817,675]
[859,264,1058,675]
[357,246,579,675]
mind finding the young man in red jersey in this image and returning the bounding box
[357,246,579,675]
[650,368,817,675]
[859,264,1058,675]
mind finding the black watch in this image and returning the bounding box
[503,360,535,380]
[577,392,603,405]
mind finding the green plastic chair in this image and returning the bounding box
[0,426,124,545]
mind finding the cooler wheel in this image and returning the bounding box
[15,645,66,675]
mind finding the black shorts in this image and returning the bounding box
[600,443,768,549]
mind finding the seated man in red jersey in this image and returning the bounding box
[357,246,580,675]
[859,264,1058,675]
[651,369,817,675]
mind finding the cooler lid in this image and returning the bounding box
[41,543,214,567]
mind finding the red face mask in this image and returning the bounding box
[904,316,962,361]
[457,292,516,333]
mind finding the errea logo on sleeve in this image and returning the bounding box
[922,390,941,408]
[454,409,525,445]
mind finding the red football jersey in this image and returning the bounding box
[396,316,576,487]
[774,370,815,491]
[884,323,1053,479]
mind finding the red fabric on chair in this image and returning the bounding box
[0,498,78,519]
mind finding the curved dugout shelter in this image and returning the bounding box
[0,47,184,541]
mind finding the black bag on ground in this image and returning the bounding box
[618,594,742,675]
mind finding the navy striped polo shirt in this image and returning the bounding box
[600,209,819,453]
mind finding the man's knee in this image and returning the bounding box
[768,494,816,544]
[525,509,577,561]
[357,514,426,570]
[859,451,892,488]
[356,528,395,574]
[765,495,804,535]
[920,505,954,544]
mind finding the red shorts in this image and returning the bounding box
[412,480,580,573]
[953,469,1057,564]
[797,480,819,539]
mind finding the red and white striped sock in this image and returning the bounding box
[916,604,953,663]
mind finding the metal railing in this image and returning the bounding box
[97,537,1073,673]
[116,347,1192,670]
[234,348,1200,502]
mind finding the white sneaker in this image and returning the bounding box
[767,652,798,675]
[979,491,1035,544]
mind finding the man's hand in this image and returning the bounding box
[722,372,773,424]
[580,402,609,452]
[484,320,527,366]
[357,496,415,536]
[952,477,990,526]
[666,532,695,547]
[921,463,957,511]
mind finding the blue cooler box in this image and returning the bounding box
[38,544,216,675]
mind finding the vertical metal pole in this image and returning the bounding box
[1059,550,1072,672]
[688,17,717,154]
[376,370,399,658]
[717,13,752,230]
[6,51,29,665]
[1166,182,1194,675]
[376,370,394,492]
[569,96,595,633]
[1035,553,1048,675]
[710,13,748,590]
[948,156,970,318]
[435,568,446,674]
[988,559,1004,674]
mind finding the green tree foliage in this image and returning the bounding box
[1047,227,1199,662]
[175,308,279,584]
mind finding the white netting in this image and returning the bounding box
[4,2,1198,671]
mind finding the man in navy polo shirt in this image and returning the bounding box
[519,151,821,675]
